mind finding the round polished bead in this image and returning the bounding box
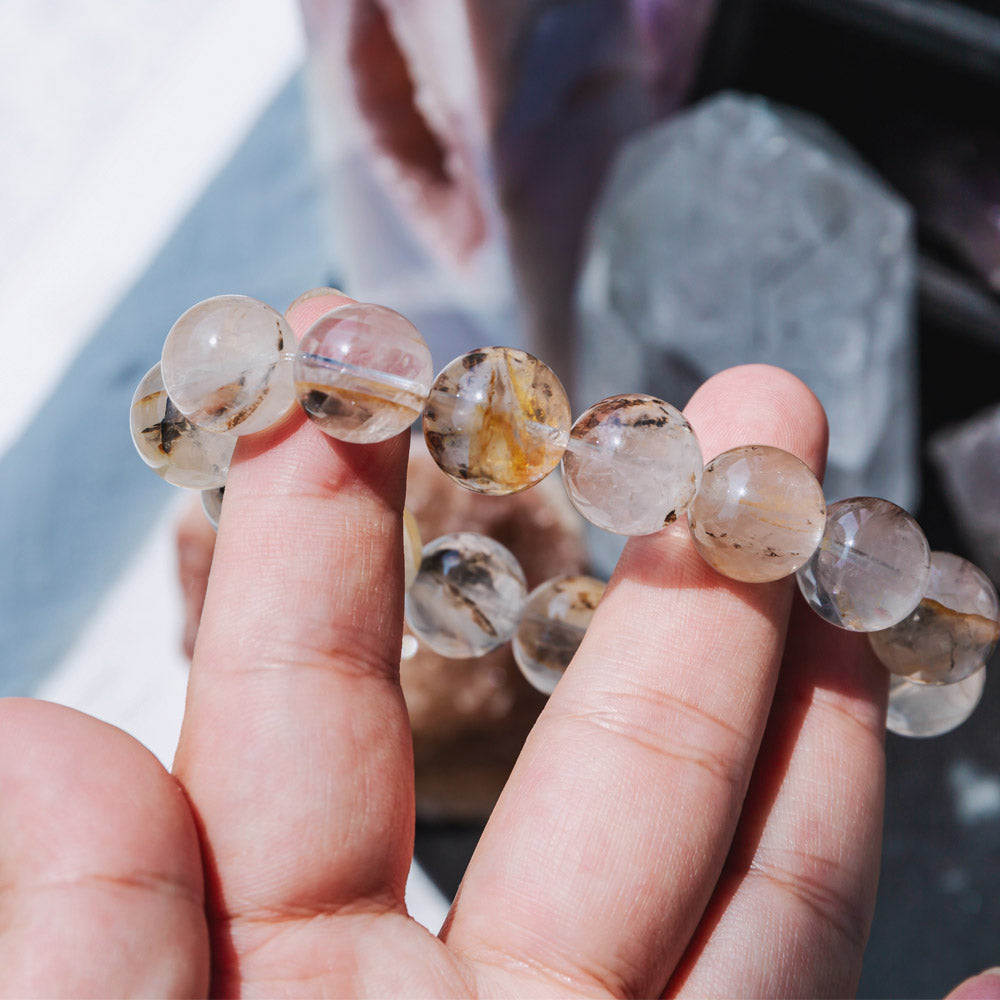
[294,303,433,443]
[796,497,931,631]
[887,667,986,738]
[130,363,235,489]
[561,394,702,535]
[161,294,297,435]
[869,552,1000,684]
[402,506,422,590]
[404,532,528,658]
[201,486,225,530]
[422,347,571,495]
[513,574,606,694]
[687,445,826,583]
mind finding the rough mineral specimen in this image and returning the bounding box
[576,92,918,509]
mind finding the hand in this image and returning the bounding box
[1,293,892,997]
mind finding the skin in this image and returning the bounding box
[1,290,996,997]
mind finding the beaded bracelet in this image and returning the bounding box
[130,294,1000,738]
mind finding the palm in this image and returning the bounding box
[0,295,887,998]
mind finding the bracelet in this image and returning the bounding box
[130,293,999,738]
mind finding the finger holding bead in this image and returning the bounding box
[668,600,887,998]
[171,291,419,976]
[444,364,832,998]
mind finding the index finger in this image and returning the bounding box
[172,290,416,929]
[443,365,830,998]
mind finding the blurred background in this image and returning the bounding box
[2,1,1000,994]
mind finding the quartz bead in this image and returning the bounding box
[130,363,235,489]
[160,295,297,435]
[423,347,571,495]
[869,551,1000,684]
[405,532,528,657]
[202,486,225,530]
[513,574,606,693]
[561,394,702,535]
[886,668,986,738]
[796,497,931,631]
[402,506,422,590]
[687,445,826,583]
[294,303,433,443]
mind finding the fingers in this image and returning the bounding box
[176,495,217,659]
[445,365,830,997]
[172,293,415,939]
[948,969,1000,1000]
[0,699,208,997]
[668,606,886,997]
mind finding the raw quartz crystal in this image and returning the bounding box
[576,91,918,511]
[930,404,1000,582]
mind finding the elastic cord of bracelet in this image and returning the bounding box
[130,294,1000,737]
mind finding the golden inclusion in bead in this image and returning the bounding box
[869,551,1000,684]
[422,347,571,495]
[688,445,826,583]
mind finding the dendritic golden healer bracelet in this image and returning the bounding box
[130,294,1000,738]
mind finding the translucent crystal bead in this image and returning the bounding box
[513,574,606,694]
[130,363,235,489]
[423,347,571,495]
[202,486,225,530]
[402,506,422,590]
[294,303,433,443]
[687,445,826,583]
[405,532,528,658]
[161,295,297,435]
[869,552,1000,684]
[796,497,931,631]
[561,394,702,535]
[886,668,986,738]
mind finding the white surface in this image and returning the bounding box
[0,0,304,459]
